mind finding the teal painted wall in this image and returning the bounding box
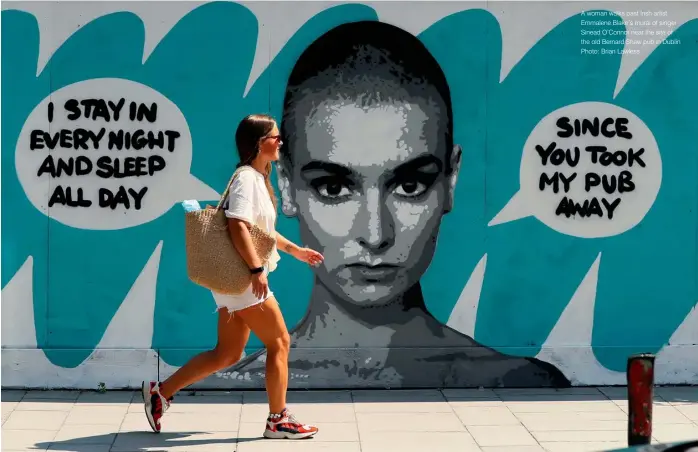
[2,1,697,388]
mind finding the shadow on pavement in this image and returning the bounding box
[35,432,265,452]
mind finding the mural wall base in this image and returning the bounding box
[3,346,697,389]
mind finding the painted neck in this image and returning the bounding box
[304,278,429,328]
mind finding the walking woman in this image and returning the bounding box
[142,114,323,439]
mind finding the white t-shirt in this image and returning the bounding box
[224,166,280,272]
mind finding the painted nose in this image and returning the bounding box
[356,187,395,251]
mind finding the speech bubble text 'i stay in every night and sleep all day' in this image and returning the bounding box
[15,78,217,230]
[488,102,662,238]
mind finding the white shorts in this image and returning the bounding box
[211,268,274,313]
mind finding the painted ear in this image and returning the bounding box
[276,160,298,217]
[445,145,462,213]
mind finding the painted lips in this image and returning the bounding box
[345,263,400,282]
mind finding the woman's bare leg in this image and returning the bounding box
[159,309,250,399]
[234,297,289,414]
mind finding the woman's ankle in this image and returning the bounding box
[268,407,287,417]
[158,382,173,400]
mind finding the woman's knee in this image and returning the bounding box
[211,346,244,369]
[236,298,290,355]
[267,331,291,356]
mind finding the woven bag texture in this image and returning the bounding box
[184,168,276,295]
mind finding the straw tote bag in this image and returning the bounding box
[185,167,277,295]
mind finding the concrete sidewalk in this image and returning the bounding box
[2,387,697,452]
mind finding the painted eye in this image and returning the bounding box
[317,182,351,198]
[394,181,427,197]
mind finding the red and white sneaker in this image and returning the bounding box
[263,408,318,439]
[141,381,171,433]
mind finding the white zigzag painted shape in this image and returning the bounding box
[3,246,697,388]
[3,2,693,100]
[2,243,164,388]
[447,252,698,386]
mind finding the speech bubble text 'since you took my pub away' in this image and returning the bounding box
[490,102,662,239]
[537,116,644,220]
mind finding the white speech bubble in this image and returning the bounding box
[489,102,662,238]
[15,78,218,230]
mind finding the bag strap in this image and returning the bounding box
[215,166,246,211]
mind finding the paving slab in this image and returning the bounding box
[4,410,68,430]
[468,425,539,446]
[64,405,128,427]
[238,441,360,452]
[48,445,112,452]
[360,430,479,452]
[652,423,698,443]
[15,401,75,412]
[530,429,627,442]
[110,430,238,452]
[356,411,466,433]
[482,446,545,452]
[1,387,696,451]
[1,428,57,450]
[454,406,521,426]
[540,441,628,451]
[54,423,118,444]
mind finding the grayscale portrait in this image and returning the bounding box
[219,21,570,388]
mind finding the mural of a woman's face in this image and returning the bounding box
[279,91,461,306]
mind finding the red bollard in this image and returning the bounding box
[627,353,655,446]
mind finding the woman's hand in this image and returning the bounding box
[251,271,269,299]
[292,247,324,266]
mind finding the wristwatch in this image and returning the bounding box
[250,266,264,274]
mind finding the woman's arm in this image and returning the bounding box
[276,232,301,256]
[228,218,269,299]
[228,218,264,269]
[223,170,270,298]
[224,170,265,270]
[276,231,324,266]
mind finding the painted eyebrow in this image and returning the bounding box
[299,161,354,177]
[299,155,443,180]
[391,155,443,177]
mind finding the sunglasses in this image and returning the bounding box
[262,134,282,143]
